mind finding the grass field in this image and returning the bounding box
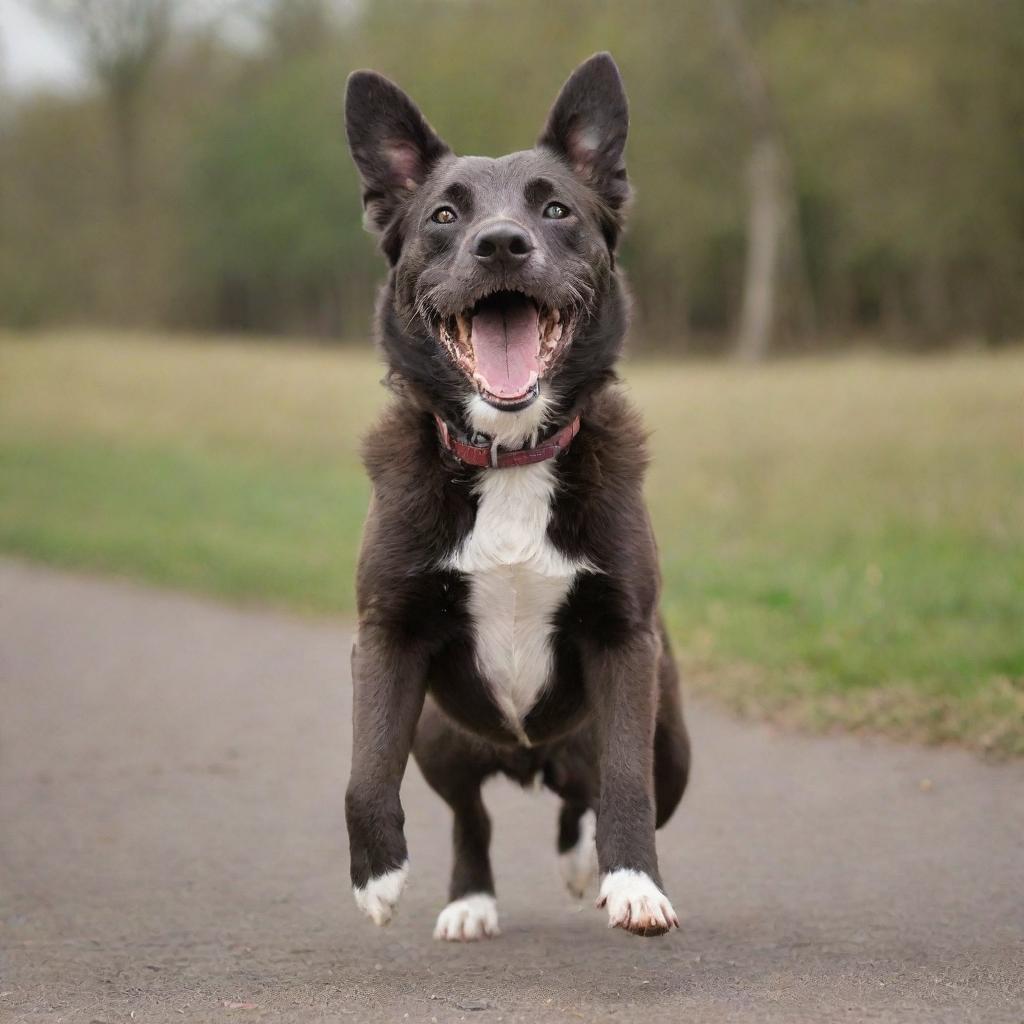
[2,331,1022,755]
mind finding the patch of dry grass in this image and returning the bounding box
[0,330,383,461]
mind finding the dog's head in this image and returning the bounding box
[345,53,630,422]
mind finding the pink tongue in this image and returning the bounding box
[470,294,540,399]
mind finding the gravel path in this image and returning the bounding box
[1,560,1022,1023]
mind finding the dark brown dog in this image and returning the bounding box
[343,52,690,940]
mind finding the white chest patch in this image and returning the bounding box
[447,438,587,738]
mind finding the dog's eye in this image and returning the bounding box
[431,206,458,224]
[543,202,569,220]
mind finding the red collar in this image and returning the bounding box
[434,414,581,469]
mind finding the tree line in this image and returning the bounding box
[1,0,1021,356]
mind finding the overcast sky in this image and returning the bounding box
[0,0,85,92]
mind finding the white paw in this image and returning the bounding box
[353,861,408,926]
[596,869,679,937]
[433,893,500,941]
[560,808,598,898]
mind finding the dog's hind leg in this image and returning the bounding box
[542,736,600,898]
[557,801,598,898]
[413,700,501,941]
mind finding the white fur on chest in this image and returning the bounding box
[449,461,582,733]
[446,398,586,736]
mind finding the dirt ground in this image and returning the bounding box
[1,560,1022,1023]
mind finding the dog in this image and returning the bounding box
[342,52,690,941]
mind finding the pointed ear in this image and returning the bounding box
[538,53,630,214]
[345,70,450,236]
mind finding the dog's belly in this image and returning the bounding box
[446,460,586,737]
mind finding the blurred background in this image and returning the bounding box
[0,0,1021,754]
[2,0,1024,346]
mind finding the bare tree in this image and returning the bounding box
[33,0,174,210]
[715,0,810,361]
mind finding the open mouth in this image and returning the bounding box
[438,290,570,410]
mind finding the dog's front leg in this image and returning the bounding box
[345,622,427,926]
[585,629,680,937]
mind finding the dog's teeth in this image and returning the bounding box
[539,313,563,348]
[456,314,472,343]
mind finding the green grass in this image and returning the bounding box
[1,331,1022,755]
[0,440,367,611]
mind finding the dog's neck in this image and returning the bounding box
[435,410,581,470]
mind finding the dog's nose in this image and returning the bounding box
[472,221,534,266]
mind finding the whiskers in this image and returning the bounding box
[405,286,443,336]
[560,271,596,324]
